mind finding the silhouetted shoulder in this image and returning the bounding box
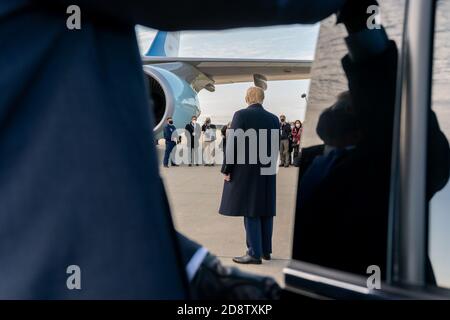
[267,111,279,127]
[230,108,248,129]
[270,112,278,122]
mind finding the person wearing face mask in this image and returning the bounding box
[201,117,217,167]
[279,115,291,168]
[163,117,178,168]
[185,116,201,166]
[291,120,303,166]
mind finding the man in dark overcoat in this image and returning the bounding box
[219,87,280,264]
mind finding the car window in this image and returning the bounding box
[428,0,450,290]
[291,1,407,280]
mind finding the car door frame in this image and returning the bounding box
[283,0,450,299]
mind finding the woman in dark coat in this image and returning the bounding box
[219,87,279,265]
[291,120,303,166]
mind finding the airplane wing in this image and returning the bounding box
[142,57,312,85]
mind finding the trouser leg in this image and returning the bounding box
[279,141,285,166]
[244,216,262,259]
[285,140,290,165]
[293,145,299,159]
[281,140,289,166]
[163,141,172,166]
[203,141,212,164]
[168,142,176,165]
[284,140,288,165]
[189,147,193,165]
[193,146,199,164]
[189,146,199,165]
[210,141,216,164]
[261,216,274,256]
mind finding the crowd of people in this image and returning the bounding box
[162,113,304,168]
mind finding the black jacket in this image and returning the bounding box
[221,125,228,149]
[163,124,177,142]
[298,144,325,180]
[185,122,201,148]
[219,104,279,217]
[201,123,217,131]
[201,123,217,142]
[280,122,291,140]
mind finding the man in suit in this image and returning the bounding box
[219,87,279,265]
[163,117,178,168]
[279,115,292,167]
[185,116,201,166]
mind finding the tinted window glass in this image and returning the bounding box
[428,0,450,290]
[292,1,406,279]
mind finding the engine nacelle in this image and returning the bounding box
[143,65,200,139]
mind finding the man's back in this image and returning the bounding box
[219,103,279,217]
[235,105,279,132]
[225,104,279,168]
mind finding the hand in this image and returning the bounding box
[223,174,231,182]
[190,253,280,300]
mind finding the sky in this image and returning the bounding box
[135,25,320,124]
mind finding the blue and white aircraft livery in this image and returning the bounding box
[141,31,312,138]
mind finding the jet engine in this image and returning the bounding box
[143,65,201,139]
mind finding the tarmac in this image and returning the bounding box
[157,145,298,286]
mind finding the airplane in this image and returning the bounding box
[140,31,312,139]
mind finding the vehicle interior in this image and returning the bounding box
[283,0,450,299]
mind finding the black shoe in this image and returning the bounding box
[284,165,289,168]
[262,254,271,261]
[196,164,199,166]
[232,254,262,265]
[163,165,169,168]
[171,163,179,167]
[188,164,192,167]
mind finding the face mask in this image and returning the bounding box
[295,124,300,128]
[169,120,173,125]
